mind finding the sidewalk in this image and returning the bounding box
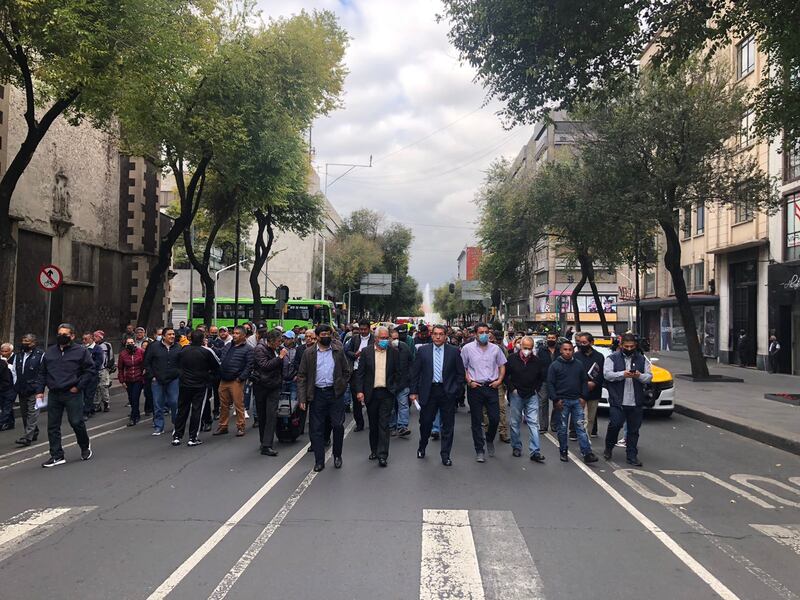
[651,352,800,456]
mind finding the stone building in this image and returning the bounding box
[0,84,168,345]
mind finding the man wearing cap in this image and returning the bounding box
[92,330,114,413]
[281,330,299,405]
[134,327,150,349]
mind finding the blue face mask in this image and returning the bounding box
[478,333,489,344]
[378,339,390,350]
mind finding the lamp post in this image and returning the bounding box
[213,260,247,327]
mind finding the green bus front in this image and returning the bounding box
[188,298,334,330]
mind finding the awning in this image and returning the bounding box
[618,294,719,308]
[707,238,768,254]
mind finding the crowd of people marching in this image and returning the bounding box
[0,318,652,471]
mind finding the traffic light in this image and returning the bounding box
[448,283,455,294]
[276,285,289,303]
[491,288,501,307]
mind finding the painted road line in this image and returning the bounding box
[0,415,132,461]
[614,469,693,505]
[665,507,798,600]
[660,470,775,509]
[0,506,96,563]
[730,475,800,508]
[420,509,485,600]
[750,524,800,557]
[470,510,544,600]
[543,433,741,600]
[207,421,356,600]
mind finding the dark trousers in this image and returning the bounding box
[309,387,344,465]
[83,376,98,416]
[174,386,208,440]
[419,384,456,460]
[127,382,143,421]
[201,384,214,425]
[350,376,364,428]
[0,389,15,427]
[144,379,154,414]
[48,390,90,459]
[212,381,221,416]
[467,385,499,453]
[254,384,280,449]
[366,388,394,459]
[605,405,643,460]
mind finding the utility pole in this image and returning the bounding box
[634,235,642,335]
[234,208,241,327]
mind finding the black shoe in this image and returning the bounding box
[442,457,452,467]
[431,432,440,440]
[550,425,558,433]
[569,433,578,441]
[201,423,213,432]
[584,452,599,464]
[261,447,278,456]
[344,404,352,413]
[334,456,342,469]
[325,439,332,447]
[398,427,411,437]
[560,452,569,462]
[531,452,546,463]
[539,428,548,433]
[144,411,153,416]
[313,463,325,472]
[354,425,364,432]
[187,438,203,447]
[378,458,387,467]
[603,449,613,460]
[0,423,14,431]
[81,446,93,461]
[512,448,522,457]
[14,437,31,446]
[42,456,66,468]
[32,430,39,441]
[252,420,258,428]
[417,449,425,459]
[127,419,136,427]
[307,446,314,453]
[368,453,378,460]
[171,437,181,446]
[103,404,110,413]
[390,428,398,437]
[627,457,643,467]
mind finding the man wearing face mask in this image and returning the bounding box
[603,333,652,466]
[505,336,546,462]
[354,326,399,467]
[389,327,413,437]
[573,332,605,438]
[36,324,97,467]
[536,332,559,433]
[344,319,373,431]
[252,329,286,456]
[12,334,44,445]
[461,323,507,462]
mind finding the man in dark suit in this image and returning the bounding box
[410,324,465,466]
[12,334,45,445]
[344,319,373,431]
[354,326,398,467]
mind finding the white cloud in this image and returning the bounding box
[256,0,531,288]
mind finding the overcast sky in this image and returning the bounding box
[256,0,531,291]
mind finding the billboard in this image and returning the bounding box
[360,273,392,296]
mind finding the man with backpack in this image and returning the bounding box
[92,331,115,413]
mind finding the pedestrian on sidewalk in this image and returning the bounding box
[144,327,182,436]
[214,326,253,438]
[603,333,652,467]
[252,327,285,457]
[11,334,43,445]
[505,336,546,462]
[36,324,96,467]
[118,336,145,426]
[547,340,598,464]
[173,330,219,447]
[768,335,781,374]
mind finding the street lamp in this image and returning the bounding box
[213,260,247,326]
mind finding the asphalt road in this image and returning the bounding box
[0,399,798,600]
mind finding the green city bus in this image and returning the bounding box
[188,297,334,330]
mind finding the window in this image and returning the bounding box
[644,272,656,297]
[534,271,548,287]
[786,140,800,182]
[682,265,693,290]
[71,242,95,283]
[694,262,705,291]
[739,109,756,147]
[682,209,692,239]
[737,36,756,78]
[786,192,800,261]
[696,204,705,234]
[735,202,754,223]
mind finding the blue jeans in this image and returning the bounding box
[432,410,441,434]
[390,387,410,429]
[152,379,179,432]
[508,391,540,454]
[557,399,592,455]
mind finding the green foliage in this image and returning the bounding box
[432,281,483,322]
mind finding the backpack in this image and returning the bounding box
[102,341,116,373]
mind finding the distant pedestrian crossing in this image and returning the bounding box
[0,506,96,563]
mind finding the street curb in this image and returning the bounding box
[674,402,800,457]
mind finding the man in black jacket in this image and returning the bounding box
[214,326,253,437]
[546,340,598,464]
[505,336,546,462]
[35,323,97,467]
[143,327,182,436]
[389,327,413,437]
[0,344,15,431]
[354,326,398,467]
[173,330,220,446]
[252,329,286,456]
[344,319,373,431]
[537,331,559,433]
[574,332,605,438]
[12,334,44,445]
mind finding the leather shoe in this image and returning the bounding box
[431,432,440,440]
[368,453,378,460]
[212,428,228,436]
[261,447,278,457]
[627,457,643,467]
[560,452,569,462]
[334,456,342,469]
[442,457,452,467]
[603,449,613,460]
[530,452,546,463]
[313,463,325,472]
[417,449,425,459]
[512,448,522,457]
[583,452,599,464]
[15,437,31,446]
[378,458,387,467]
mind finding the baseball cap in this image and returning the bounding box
[255,321,268,331]
[283,331,296,339]
[93,330,105,339]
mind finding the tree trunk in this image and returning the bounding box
[249,207,274,321]
[660,219,710,378]
[577,254,610,336]
[570,272,587,332]
[183,201,225,327]
[137,155,211,326]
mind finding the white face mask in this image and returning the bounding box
[521,348,532,357]
[391,339,399,348]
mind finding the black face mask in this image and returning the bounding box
[578,345,592,354]
[622,348,635,356]
[318,337,332,347]
[398,333,407,341]
[20,343,31,352]
[547,340,557,347]
[57,334,71,346]
[209,334,218,340]
[126,344,136,352]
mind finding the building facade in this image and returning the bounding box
[456,246,482,281]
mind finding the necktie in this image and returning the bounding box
[433,346,443,383]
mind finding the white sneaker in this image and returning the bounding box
[245,410,250,419]
[615,438,626,447]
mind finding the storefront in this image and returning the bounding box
[626,296,719,358]
[767,262,800,374]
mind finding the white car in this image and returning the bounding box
[593,346,675,416]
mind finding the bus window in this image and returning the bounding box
[285,305,311,322]
[312,305,331,324]
[218,303,252,320]
[190,301,206,322]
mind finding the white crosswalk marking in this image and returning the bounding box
[0,506,96,563]
[750,524,800,556]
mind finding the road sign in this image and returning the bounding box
[360,273,392,296]
[38,265,63,292]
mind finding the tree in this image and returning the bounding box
[0,0,213,338]
[325,235,384,309]
[433,281,483,323]
[440,1,800,142]
[579,60,778,377]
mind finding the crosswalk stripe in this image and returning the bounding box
[420,509,485,600]
[0,506,96,563]
[470,510,544,600]
[750,524,800,556]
